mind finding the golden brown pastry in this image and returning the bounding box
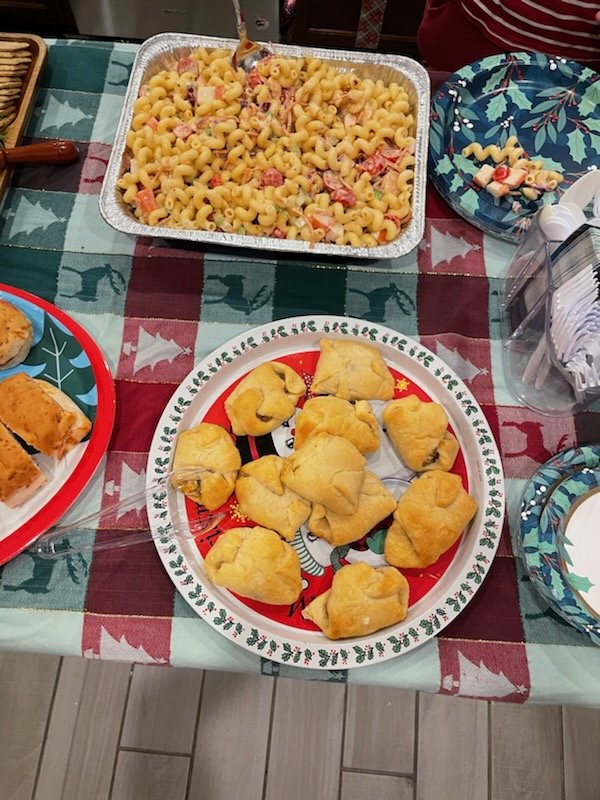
[0,420,46,507]
[308,470,396,547]
[384,470,477,568]
[311,339,394,401]
[302,562,409,639]
[383,395,459,472]
[0,372,92,460]
[171,422,241,510]
[234,454,311,541]
[224,361,306,436]
[0,299,33,369]
[280,432,366,515]
[204,526,302,604]
[293,396,380,454]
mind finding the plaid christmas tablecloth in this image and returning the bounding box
[1,38,599,704]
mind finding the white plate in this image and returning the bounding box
[146,316,505,669]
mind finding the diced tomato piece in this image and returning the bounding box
[247,69,263,88]
[357,152,387,176]
[377,229,387,244]
[384,213,402,226]
[271,227,286,239]
[135,188,157,213]
[173,123,192,140]
[323,170,345,192]
[492,164,510,182]
[176,57,198,76]
[215,84,225,100]
[331,187,357,208]
[379,146,405,162]
[310,211,335,231]
[209,174,222,188]
[146,116,158,131]
[261,167,284,187]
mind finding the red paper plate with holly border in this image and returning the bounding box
[0,284,116,565]
[147,316,504,669]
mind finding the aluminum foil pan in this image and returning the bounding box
[100,33,430,260]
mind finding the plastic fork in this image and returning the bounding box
[29,467,225,559]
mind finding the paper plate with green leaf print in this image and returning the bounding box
[518,445,600,645]
[147,316,504,669]
[0,284,115,565]
[428,52,600,243]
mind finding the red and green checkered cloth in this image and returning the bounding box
[0,38,598,701]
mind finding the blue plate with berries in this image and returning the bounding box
[428,51,600,243]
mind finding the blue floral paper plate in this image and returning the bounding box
[428,52,600,243]
[551,469,600,622]
[519,445,600,643]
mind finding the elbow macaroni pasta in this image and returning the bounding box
[117,48,417,248]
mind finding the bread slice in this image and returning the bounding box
[0,298,33,368]
[0,372,92,460]
[0,420,46,507]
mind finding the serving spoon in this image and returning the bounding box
[230,0,271,73]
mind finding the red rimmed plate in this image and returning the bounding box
[147,316,505,670]
[0,283,115,564]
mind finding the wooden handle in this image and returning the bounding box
[0,140,79,168]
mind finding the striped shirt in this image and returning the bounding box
[459,0,600,66]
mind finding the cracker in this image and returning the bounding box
[0,60,31,68]
[0,40,30,50]
[0,79,21,87]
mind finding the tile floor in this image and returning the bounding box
[2,650,600,800]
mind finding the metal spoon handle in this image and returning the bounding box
[230,0,248,38]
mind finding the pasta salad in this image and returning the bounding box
[117,48,417,248]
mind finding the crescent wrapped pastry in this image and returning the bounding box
[171,422,241,511]
[308,470,396,547]
[294,396,380,454]
[281,432,366,515]
[204,526,302,605]
[384,470,477,568]
[302,562,409,639]
[383,395,459,472]
[311,339,394,401]
[224,361,306,436]
[235,455,311,541]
